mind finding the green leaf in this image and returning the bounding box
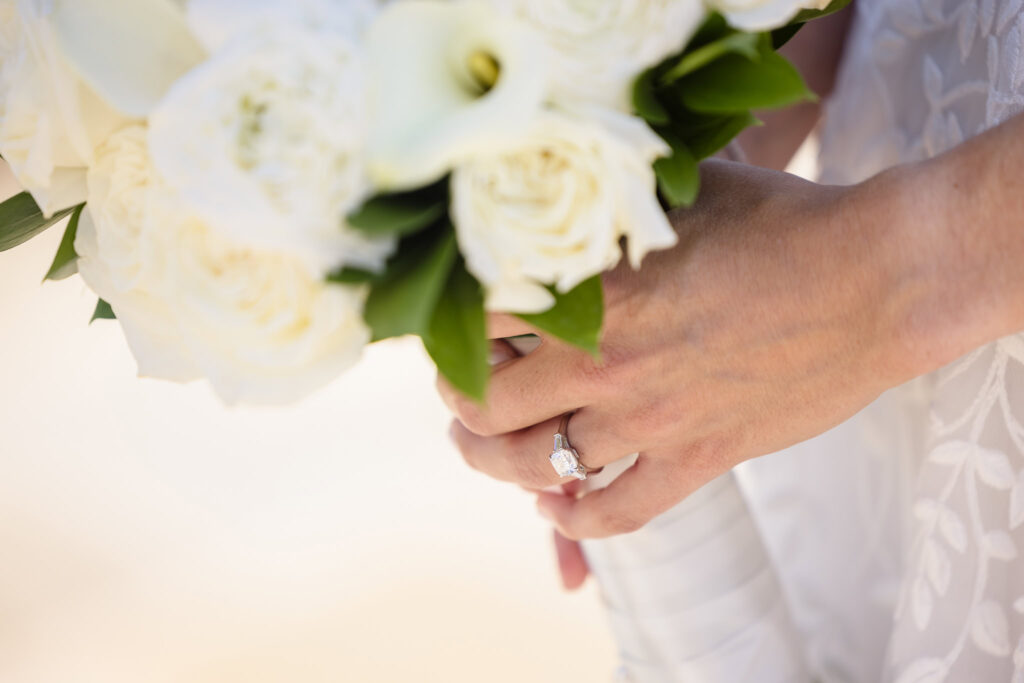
[791,0,853,23]
[770,23,803,50]
[683,112,761,160]
[0,192,80,253]
[90,299,116,322]
[364,226,457,341]
[422,260,488,401]
[772,0,853,48]
[325,266,381,285]
[660,33,760,85]
[43,204,84,281]
[677,43,813,114]
[653,137,700,208]
[632,69,670,125]
[517,276,604,356]
[689,13,731,49]
[347,181,448,237]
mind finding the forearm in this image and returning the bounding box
[876,113,1024,379]
[736,8,854,170]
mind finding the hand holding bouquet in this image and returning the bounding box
[0,0,846,404]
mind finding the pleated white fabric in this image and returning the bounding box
[581,461,810,682]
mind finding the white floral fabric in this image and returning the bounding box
[742,1,1024,681]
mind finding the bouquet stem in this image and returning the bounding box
[580,462,810,682]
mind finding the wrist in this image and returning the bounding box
[858,148,1018,385]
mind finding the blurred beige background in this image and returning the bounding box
[0,139,820,683]
[0,163,617,682]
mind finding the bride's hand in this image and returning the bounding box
[441,115,1024,540]
[441,159,919,539]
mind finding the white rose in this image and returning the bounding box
[491,0,706,112]
[0,0,127,215]
[148,15,394,275]
[186,0,377,52]
[364,0,547,190]
[709,0,831,31]
[148,208,372,405]
[77,126,372,405]
[451,108,678,314]
[77,126,200,382]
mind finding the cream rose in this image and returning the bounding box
[147,209,372,405]
[148,14,393,275]
[709,0,831,31]
[76,126,200,383]
[491,0,706,112]
[451,108,678,313]
[76,126,373,405]
[0,0,127,215]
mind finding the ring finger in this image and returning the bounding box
[449,410,639,490]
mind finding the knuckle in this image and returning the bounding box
[574,348,628,397]
[678,434,736,479]
[624,398,681,444]
[596,507,645,537]
[455,400,499,437]
[601,417,640,451]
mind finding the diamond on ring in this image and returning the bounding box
[550,433,588,481]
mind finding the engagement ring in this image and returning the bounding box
[549,413,603,481]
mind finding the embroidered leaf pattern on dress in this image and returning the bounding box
[780,0,1024,677]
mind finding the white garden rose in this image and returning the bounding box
[491,0,706,112]
[451,108,678,314]
[83,127,157,293]
[365,0,547,190]
[77,126,373,405]
[147,206,373,405]
[709,0,831,31]
[148,15,394,275]
[77,126,200,382]
[0,0,127,215]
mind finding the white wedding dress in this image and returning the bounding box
[583,1,1024,680]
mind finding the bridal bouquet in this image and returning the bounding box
[0,0,846,404]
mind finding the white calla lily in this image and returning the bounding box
[50,0,205,117]
[365,0,547,190]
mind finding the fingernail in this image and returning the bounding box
[536,498,554,522]
[488,340,518,367]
